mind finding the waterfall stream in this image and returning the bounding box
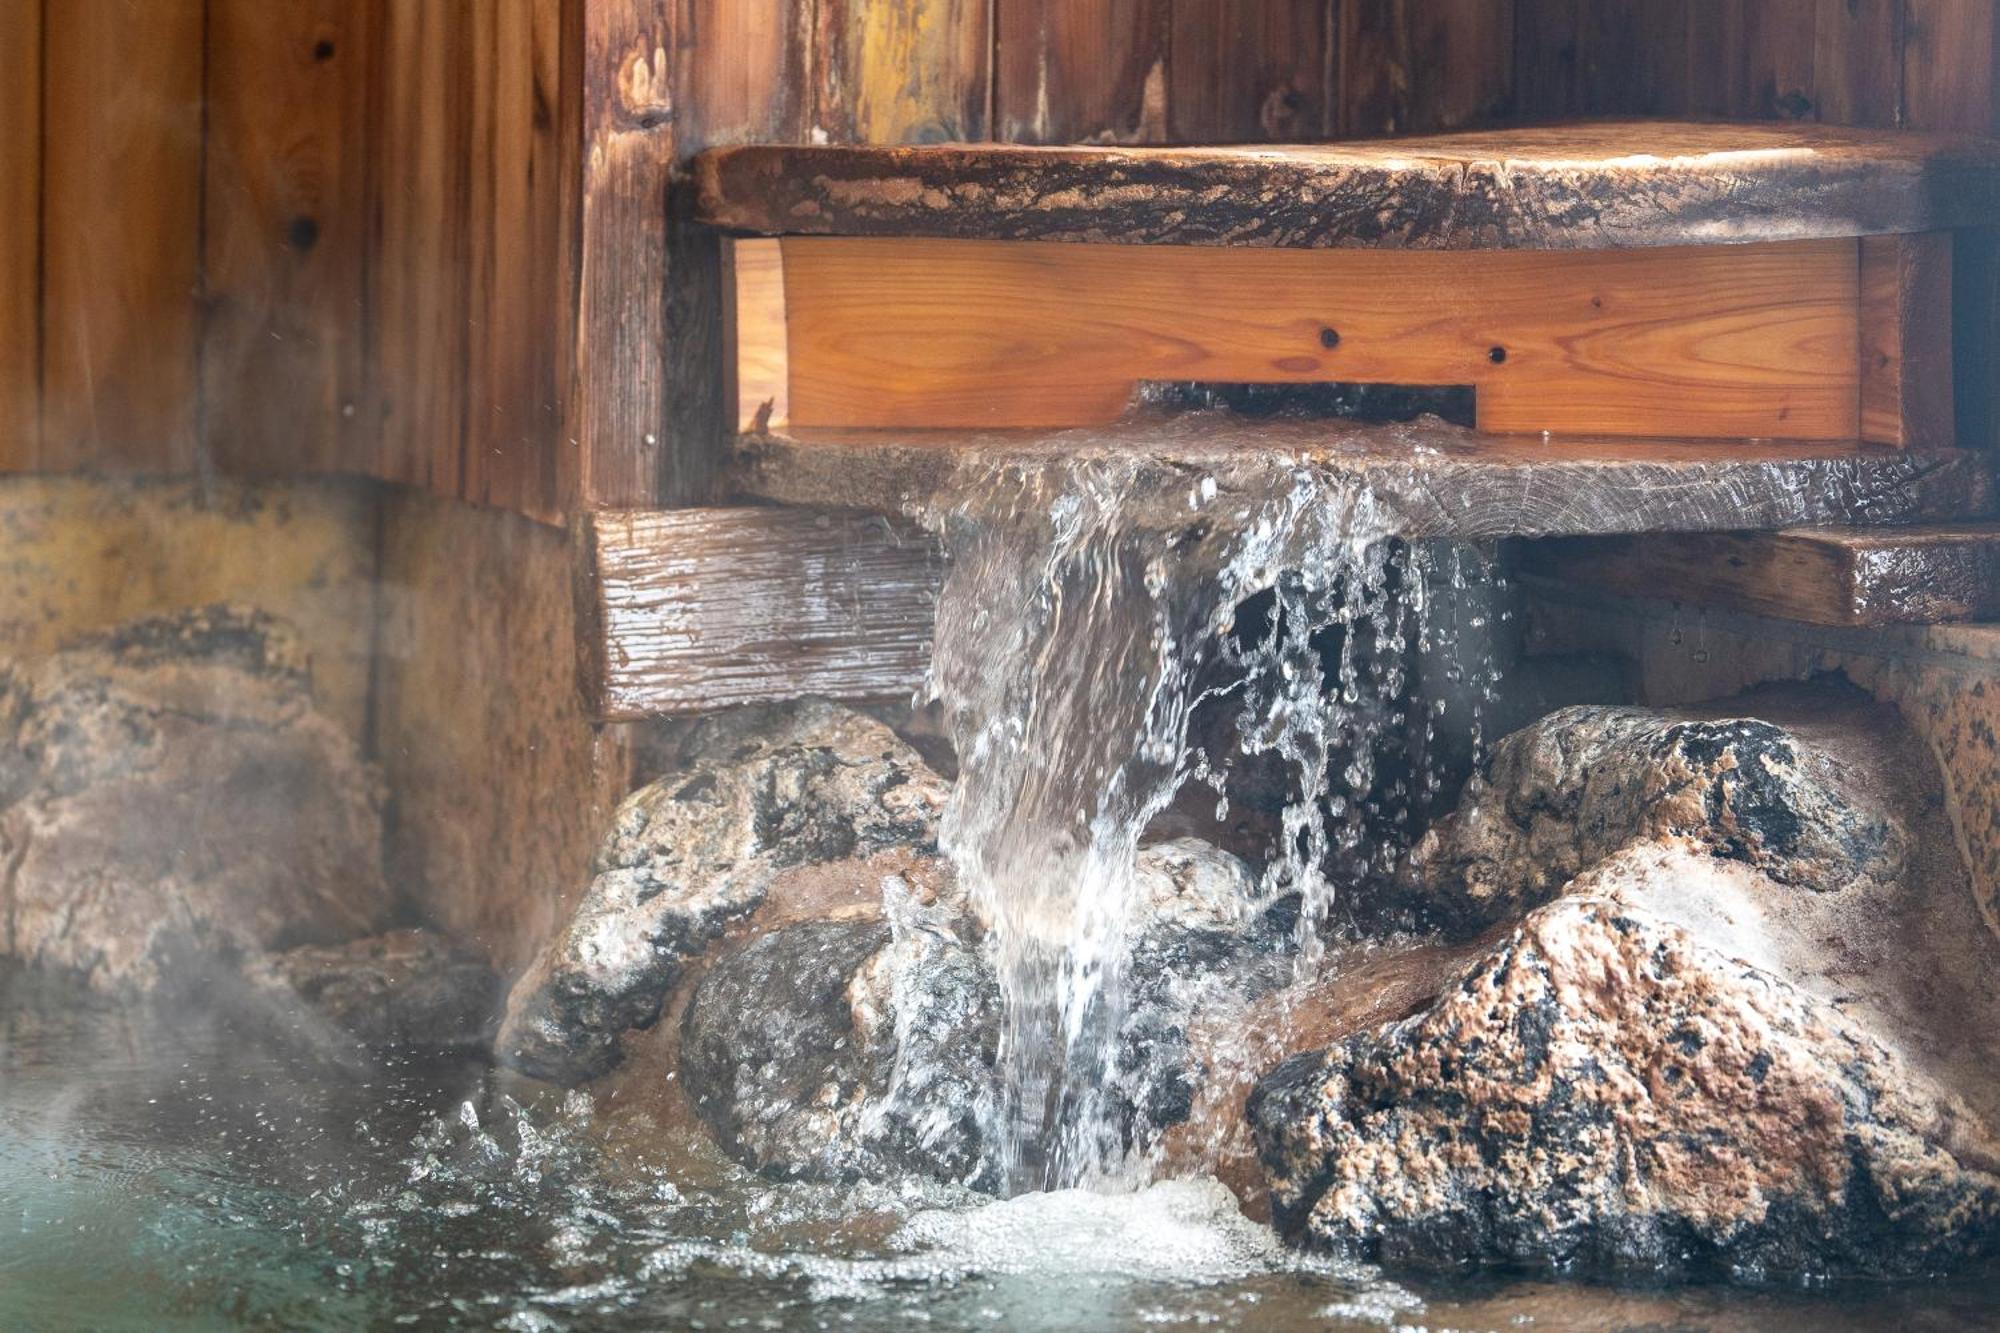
[920,450,1503,1192]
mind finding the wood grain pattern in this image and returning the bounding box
[735,422,1996,539]
[1344,0,1514,136]
[816,0,991,143]
[1861,232,1953,447]
[1904,0,1999,133]
[461,0,576,520]
[41,0,204,471]
[994,0,1171,144]
[581,506,943,719]
[374,0,472,497]
[578,0,679,507]
[0,0,38,464]
[694,122,2000,251]
[726,239,788,432]
[773,236,1861,439]
[1519,526,2000,627]
[1813,0,1903,127]
[670,0,813,151]
[1170,0,1329,142]
[202,0,371,475]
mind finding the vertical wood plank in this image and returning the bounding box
[1168,0,1329,142]
[817,0,991,143]
[1687,0,1817,120]
[373,0,473,497]
[1813,0,1902,127]
[202,0,372,475]
[995,0,1170,144]
[672,0,813,151]
[578,0,681,505]
[726,238,788,433]
[1903,0,1998,132]
[42,0,204,471]
[1403,0,1515,132]
[0,0,39,464]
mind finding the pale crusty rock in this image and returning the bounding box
[249,929,498,1050]
[1250,896,2000,1278]
[0,606,391,992]
[496,701,949,1084]
[1403,704,1908,934]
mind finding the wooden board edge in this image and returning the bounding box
[1861,231,1955,447]
[726,237,789,434]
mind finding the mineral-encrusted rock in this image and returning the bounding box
[1251,896,2000,1278]
[681,873,1002,1189]
[674,836,1281,1188]
[496,701,950,1084]
[250,929,498,1050]
[0,606,391,992]
[1403,703,1909,934]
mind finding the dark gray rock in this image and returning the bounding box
[681,880,1002,1190]
[0,606,391,993]
[1250,896,2000,1278]
[1402,702,1909,935]
[497,702,949,1084]
[250,929,498,1050]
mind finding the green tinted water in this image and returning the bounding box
[4,969,1996,1332]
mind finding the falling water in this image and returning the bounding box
[920,441,1504,1192]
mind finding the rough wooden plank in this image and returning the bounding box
[1343,0,1512,137]
[41,0,204,470]
[462,0,575,521]
[775,236,1861,438]
[1814,0,1903,127]
[694,122,2000,251]
[1861,232,1953,447]
[373,0,472,496]
[202,0,372,475]
[726,239,788,432]
[1518,526,2000,627]
[1686,0,1818,120]
[581,507,943,720]
[578,0,679,506]
[1513,0,1688,121]
[815,0,991,143]
[733,422,1996,539]
[993,0,1170,144]
[1170,0,1329,142]
[0,0,39,464]
[1904,0,1999,133]
[670,0,813,152]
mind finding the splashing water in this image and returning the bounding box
[922,450,1504,1192]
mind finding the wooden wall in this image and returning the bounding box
[0,1,1996,521]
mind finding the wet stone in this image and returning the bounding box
[1250,896,2000,1279]
[496,701,950,1085]
[249,929,499,1051]
[1401,702,1909,935]
[0,605,392,993]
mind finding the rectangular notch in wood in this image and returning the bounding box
[729,234,1953,447]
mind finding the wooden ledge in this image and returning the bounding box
[694,122,2000,251]
[1519,526,2000,628]
[731,420,1996,541]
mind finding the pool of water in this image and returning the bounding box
[5,968,1998,1332]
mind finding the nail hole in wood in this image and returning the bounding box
[288,216,321,252]
[1319,327,1341,349]
[1488,345,1507,364]
[313,39,336,61]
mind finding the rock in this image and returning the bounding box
[1403,701,1909,935]
[0,606,391,993]
[680,872,1002,1189]
[496,701,949,1084]
[673,836,1285,1189]
[249,929,498,1050]
[1250,896,2000,1278]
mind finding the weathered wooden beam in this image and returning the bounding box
[577,507,943,720]
[1516,526,2000,628]
[733,422,1996,541]
[693,122,2000,251]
